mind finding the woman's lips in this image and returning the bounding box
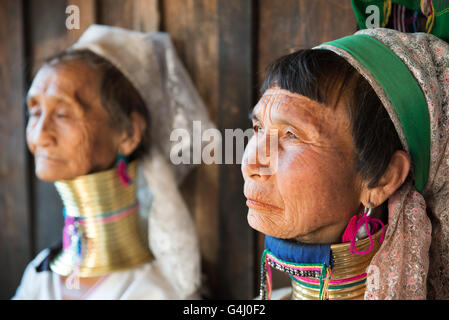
[245,198,283,212]
[36,155,63,163]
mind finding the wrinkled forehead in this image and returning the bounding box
[252,87,329,121]
[258,87,322,105]
[252,87,354,147]
[28,61,101,100]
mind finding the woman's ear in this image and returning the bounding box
[117,112,147,156]
[361,150,411,207]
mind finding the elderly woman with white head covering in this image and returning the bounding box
[13,25,215,300]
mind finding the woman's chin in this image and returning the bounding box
[35,169,59,182]
[35,163,71,182]
[247,209,283,238]
[247,208,308,240]
[247,210,259,230]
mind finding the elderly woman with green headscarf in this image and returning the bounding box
[12,25,216,300]
[242,27,449,299]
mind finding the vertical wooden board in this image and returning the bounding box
[216,0,255,299]
[164,0,255,299]
[28,0,95,75]
[27,0,96,254]
[98,0,135,29]
[162,0,220,120]
[133,0,160,32]
[67,0,98,42]
[256,0,357,291]
[257,0,357,86]
[0,0,31,299]
[162,0,222,299]
[98,0,159,32]
[28,0,69,75]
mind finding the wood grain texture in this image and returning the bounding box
[216,0,255,300]
[28,0,95,76]
[67,0,97,41]
[0,0,31,299]
[133,0,160,32]
[257,0,357,86]
[98,0,134,28]
[163,0,255,299]
[98,0,159,32]
[162,0,222,299]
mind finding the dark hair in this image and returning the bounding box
[261,49,403,188]
[43,49,151,161]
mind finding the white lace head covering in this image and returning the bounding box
[70,25,216,298]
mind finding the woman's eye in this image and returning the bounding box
[55,107,70,119]
[56,113,68,118]
[285,130,298,140]
[253,124,262,133]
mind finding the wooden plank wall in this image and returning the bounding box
[0,0,356,299]
[0,0,30,301]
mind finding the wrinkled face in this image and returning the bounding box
[241,88,363,244]
[26,61,121,181]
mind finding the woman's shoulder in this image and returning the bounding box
[32,245,61,272]
[29,247,59,272]
[11,245,61,299]
[120,261,178,299]
[103,260,195,299]
[19,245,60,276]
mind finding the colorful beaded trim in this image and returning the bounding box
[260,249,332,300]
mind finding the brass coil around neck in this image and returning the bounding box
[50,160,153,278]
[291,228,384,300]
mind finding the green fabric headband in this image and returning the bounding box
[320,34,430,193]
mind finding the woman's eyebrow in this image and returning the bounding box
[249,110,260,122]
[250,103,320,131]
[56,95,75,105]
[272,109,323,138]
[25,91,87,112]
[250,108,300,127]
[270,113,293,126]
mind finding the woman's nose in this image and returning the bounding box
[28,113,55,148]
[242,131,278,180]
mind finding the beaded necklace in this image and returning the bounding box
[260,223,385,300]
